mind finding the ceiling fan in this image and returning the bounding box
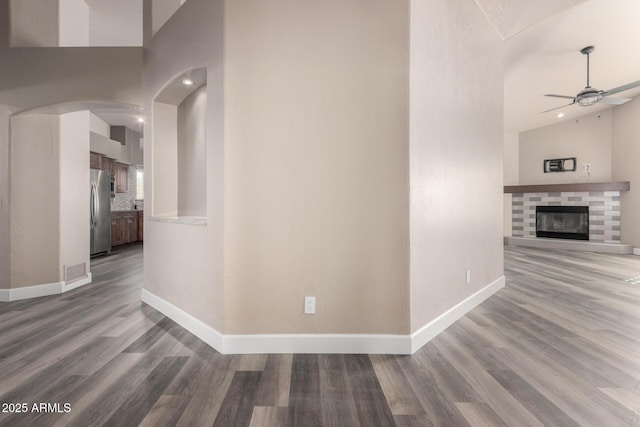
[542,46,640,113]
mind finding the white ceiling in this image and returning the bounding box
[501,0,640,133]
[473,0,587,40]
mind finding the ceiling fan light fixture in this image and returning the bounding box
[578,93,603,106]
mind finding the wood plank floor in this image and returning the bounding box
[1,244,640,426]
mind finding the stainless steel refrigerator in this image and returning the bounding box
[90,169,112,257]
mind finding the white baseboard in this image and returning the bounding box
[141,288,224,351]
[63,274,92,292]
[633,248,640,256]
[0,273,92,302]
[225,333,411,355]
[410,275,505,353]
[141,276,504,355]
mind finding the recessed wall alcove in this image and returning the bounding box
[152,67,207,224]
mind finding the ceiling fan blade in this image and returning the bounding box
[544,94,576,99]
[540,102,575,114]
[604,80,640,96]
[600,97,631,105]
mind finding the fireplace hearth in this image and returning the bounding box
[536,206,589,240]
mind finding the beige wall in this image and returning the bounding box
[145,0,506,338]
[144,0,225,330]
[519,110,612,185]
[224,0,410,334]
[409,0,504,332]
[9,0,59,47]
[503,132,519,236]
[59,0,89,47]
[151,102,178,216]
[0,106,10,289]
[151,0,183,36]
[612,98,640,248]
[87,0,142,47]
[59,111,90,282]
[177,85,207,217]
[10,115,61,287]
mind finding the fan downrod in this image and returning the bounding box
[580,46,595,88]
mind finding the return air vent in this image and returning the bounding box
[64,262,87,285]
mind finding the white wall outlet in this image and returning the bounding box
[582,163,591,172]
[304,296,316,314]
[466,270,471,284]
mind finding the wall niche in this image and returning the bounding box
[152,67,207,220]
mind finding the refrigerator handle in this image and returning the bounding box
[90,184,96,227]
[95,184,100,220]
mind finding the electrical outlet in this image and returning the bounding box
[466,270,471,284]
[582,163,591,172]
[304,296,316,314]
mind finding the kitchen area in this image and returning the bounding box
[89,112,144,257]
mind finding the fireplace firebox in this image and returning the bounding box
[536,206,589,240]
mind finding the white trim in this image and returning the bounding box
[141,276,504,355]
[0,273,92,302]
[410,275,505,353]
[63,273,92,292]
[141,288,224,351]
[224,333,411,355]
[11,281,64,300]
[633,248,640,256]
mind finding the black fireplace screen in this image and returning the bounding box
[536,206,589,240]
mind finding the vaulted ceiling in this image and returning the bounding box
[485,0,640,133]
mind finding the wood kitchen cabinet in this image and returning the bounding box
[91,152,115,175]
[111,211,143,247]
[137,211,143,242]
[124,212,137,243]
[111,212,126,247]
[114,162,129,193]
[90,152,102,169]
[102,157,114,174]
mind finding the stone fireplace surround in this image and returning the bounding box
[504,182,632,254]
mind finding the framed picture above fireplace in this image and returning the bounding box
[543,157,576,173]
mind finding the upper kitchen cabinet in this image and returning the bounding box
[90,151,102,169]
[102,157,114,174]
[114,162,129,193]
